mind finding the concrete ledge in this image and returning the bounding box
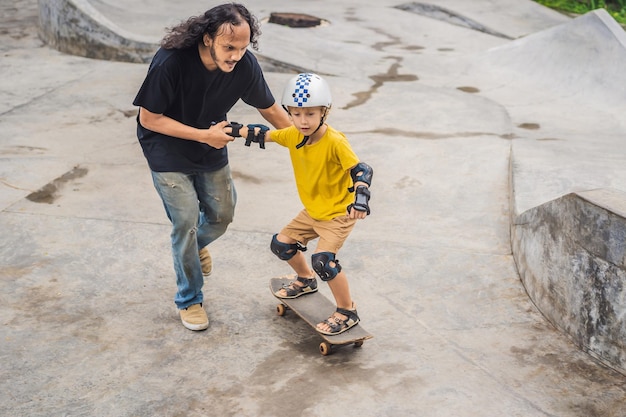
[511,188,626,374]
[37,0,158,63]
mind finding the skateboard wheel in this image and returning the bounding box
[319,342,332,356]
[276,303,286,316]
[354,340,364,348]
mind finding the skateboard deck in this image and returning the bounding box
[270,276,373,355]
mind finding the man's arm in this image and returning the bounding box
[138,107,234,149]
[257,102,291,130]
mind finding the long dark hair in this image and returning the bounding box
[161,3,260,50]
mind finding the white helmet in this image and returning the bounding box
[281,73,332,109]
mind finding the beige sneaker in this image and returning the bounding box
[199,247,212,276]
[180,303,209,331]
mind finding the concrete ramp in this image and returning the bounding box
[38,0,158,63]
[480,8,626,106]
[458,8,626,220]
[500,9,626,374]
[480,9,626,225]
[511,189,626,374]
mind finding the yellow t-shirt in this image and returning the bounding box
[270,125,360,221]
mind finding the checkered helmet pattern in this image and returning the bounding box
[281,73,332,108]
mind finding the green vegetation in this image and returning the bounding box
[534,0,626,24]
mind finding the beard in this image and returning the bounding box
[209,43,237,73]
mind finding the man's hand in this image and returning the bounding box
[199,121,235,149]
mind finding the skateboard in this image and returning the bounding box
[270,276,373,356]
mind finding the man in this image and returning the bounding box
[133,3,290,331]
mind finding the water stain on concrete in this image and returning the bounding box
[26,165,88,204]
[120,109,137,118]
[368,26,425,53]
[344,7,362,23]
[232,170,262,184]
[360,128,513,140]
[457,86,480,93]
[0,145,47,155]
[343,57,418,109]
[518,122,541,130]
[395,176,422,189]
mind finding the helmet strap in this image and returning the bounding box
[296,135,309,149]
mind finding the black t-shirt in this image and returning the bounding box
[133,47,275,172]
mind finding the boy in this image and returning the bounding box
[234,73,373,335]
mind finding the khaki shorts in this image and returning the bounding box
[280,210,357,253]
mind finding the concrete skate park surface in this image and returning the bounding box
[2,0,626,416]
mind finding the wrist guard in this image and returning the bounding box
[245,124,270,149]
[347,185,371,215]
[226,121,244,138]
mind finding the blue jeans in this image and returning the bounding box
[151,166,237,309]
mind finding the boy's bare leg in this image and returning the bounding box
[326,271,352,309]
[286,250,315,279]
[316,270,354,332]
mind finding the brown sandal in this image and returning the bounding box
[317,306,360,335]
[274,276,318,299]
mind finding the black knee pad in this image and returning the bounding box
[270,234,306,260]
[312,252,342,281]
